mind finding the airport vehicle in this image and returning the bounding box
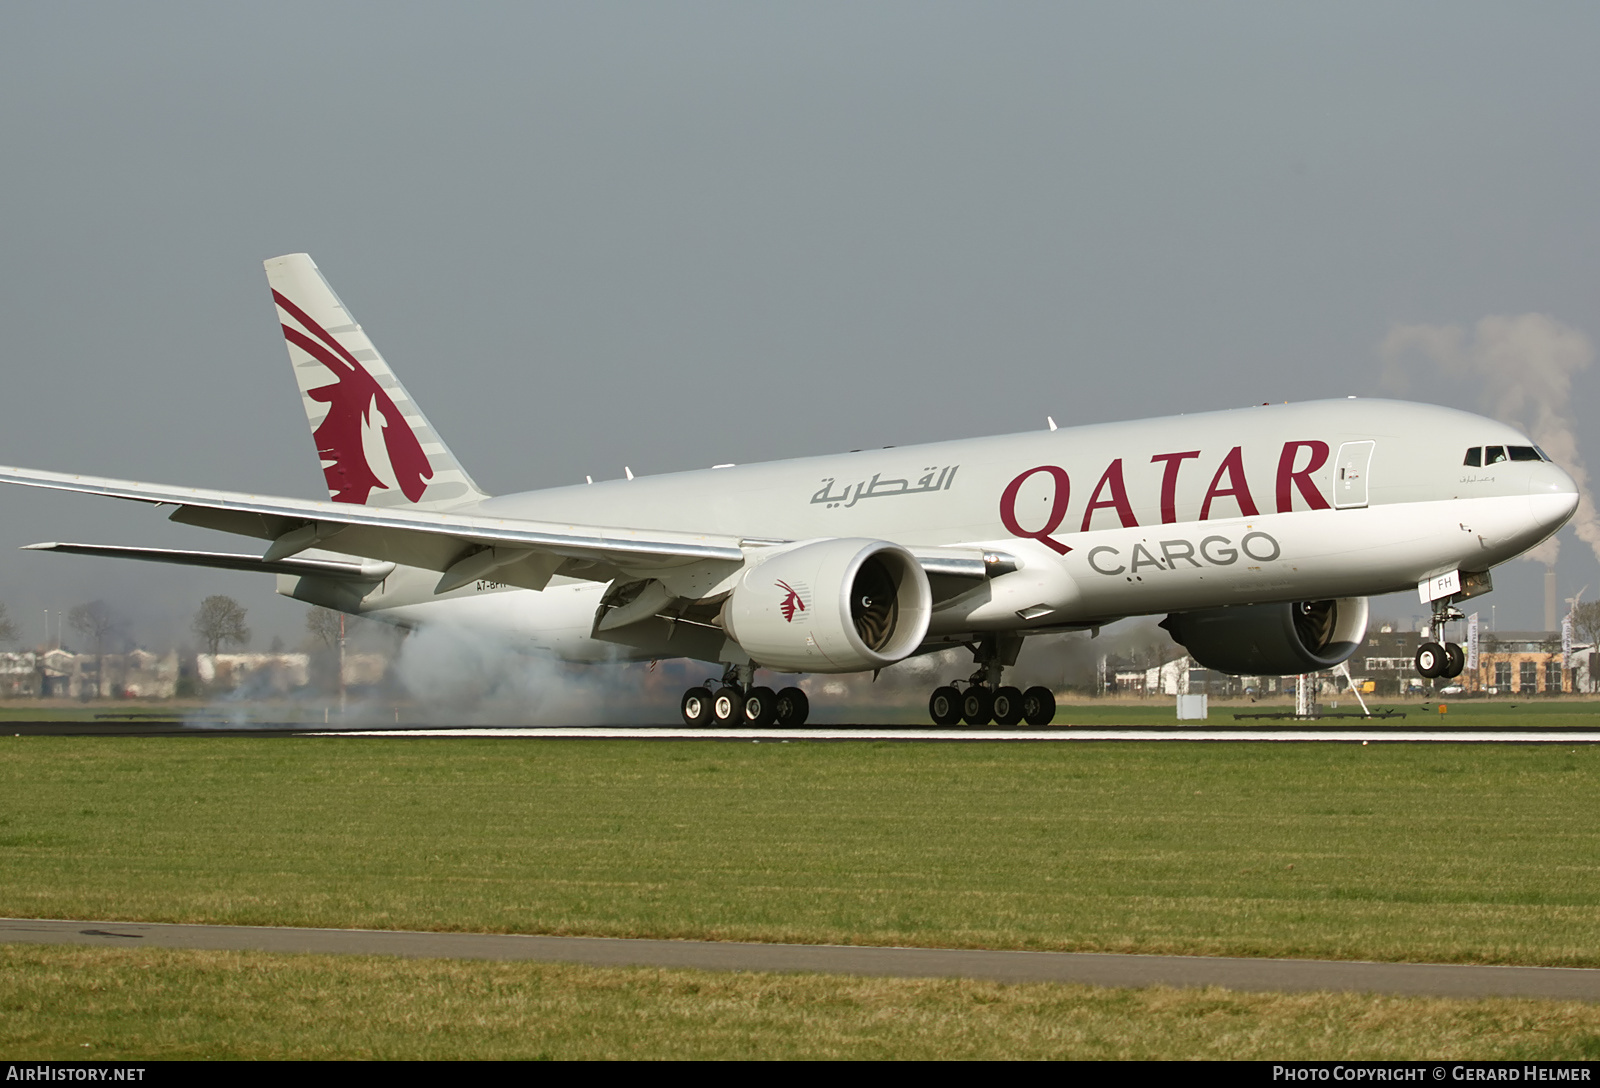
[0,255,1579,725]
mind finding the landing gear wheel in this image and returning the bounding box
[1444,643,1465,679]
[712,686,745,726]
[961,685,994,726]
[1415,642,1446,679]
[775,686,809,728]
[1021,686,1056,727]
[743,686,777,727]
[681,687,713,726]
[992,686,1025,726]
[929,685,961,726]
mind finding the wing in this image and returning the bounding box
[20,542,398,581]
[0,465,745,594]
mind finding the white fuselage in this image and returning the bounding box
[331,398,1578,667]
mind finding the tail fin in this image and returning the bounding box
[263,253,488,510]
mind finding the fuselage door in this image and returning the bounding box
[1334,440,1374,509]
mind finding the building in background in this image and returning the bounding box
[1470,631,1589,695]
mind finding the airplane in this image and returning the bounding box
[0,254,1579,726]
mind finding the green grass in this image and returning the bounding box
[5,945,1599,1060]
[2,737,1598,966]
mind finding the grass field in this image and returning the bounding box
[4,731,1598,1058]
[3,735,1597,965]
[6,945,1600,1060]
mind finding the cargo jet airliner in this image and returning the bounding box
[0,255,1579,725]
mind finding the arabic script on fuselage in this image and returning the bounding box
[810,466,959,509]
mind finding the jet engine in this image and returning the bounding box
[1160,597,1369,676]
[720,538,933,673]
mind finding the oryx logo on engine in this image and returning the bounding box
[777,579,808,623]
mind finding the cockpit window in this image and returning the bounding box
[1464,448,1482,467]
[1485,446,1507,464]
[1508,446,1542,462]
[1534,446,1552,462]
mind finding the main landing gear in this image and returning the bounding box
[1415,603,1467,681]
[927,636,1056,727]
[680,664,810,728]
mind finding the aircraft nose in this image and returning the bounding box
[1529,464,1579,532]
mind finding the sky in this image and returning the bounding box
[0,2,1597,652]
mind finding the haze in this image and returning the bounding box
[1,2,1596,650]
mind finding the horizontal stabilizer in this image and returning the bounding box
[22,542,396,581]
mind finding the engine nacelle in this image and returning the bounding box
[721,538,933,673]
[1160,597,1369,676]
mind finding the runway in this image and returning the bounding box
[7,720,1600,741]
[318,725,1600,743]
[4,918,1597,1001]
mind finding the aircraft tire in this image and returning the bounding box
[928,686,961,726]
[961,686,994,727]
[712,686,745,726]
[1022,686,1056,727]
[1415,642,1446,678]
[743,686,778,727]
[1444,643,1466,678]
[992,686,1025,726]
[681,687,714,727]
[775,686,809,728]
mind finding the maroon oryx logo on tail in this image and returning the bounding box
[777,579,807,623]
[273,289,433,504]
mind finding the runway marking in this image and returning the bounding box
[313,726,1600,743]
[3,918,1596,1001]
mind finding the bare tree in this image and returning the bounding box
[1572,601,1600,650]
[1572,601,1600,692]
[69,600,117,698]
[193,596,251,657]
[0,603,17,645]
[305,607,341,651]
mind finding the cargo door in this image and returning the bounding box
[1334,440,1374,509]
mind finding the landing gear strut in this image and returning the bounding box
[928,635,1055,727]
[680,663,809,728]
[1415,601,1467,681]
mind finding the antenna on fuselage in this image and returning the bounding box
[1046,416,1057,431]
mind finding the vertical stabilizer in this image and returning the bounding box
[264,253,488,510]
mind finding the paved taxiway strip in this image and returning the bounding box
[316,726,1600,742]
[4,918,1598,1000]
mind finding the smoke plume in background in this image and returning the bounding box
[1380,314,1598,567]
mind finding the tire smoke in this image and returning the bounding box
[392,622,659,725]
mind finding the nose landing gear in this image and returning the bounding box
[1415,604,1467,681]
